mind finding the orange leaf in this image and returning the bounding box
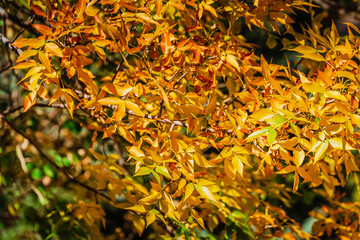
[24,91,37,112]
[32,24,52,35]
[12,38,45,49]
[98,97,122,105]
[75,0,87,17]
[11,61,37,69]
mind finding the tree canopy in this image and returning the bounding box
[0,0,359,239]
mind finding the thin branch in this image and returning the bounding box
[0,113,114,203]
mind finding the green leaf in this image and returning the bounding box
[155,166,171,179]
[267,128,277,145]
[246,127,271,142]
[31,168,43,180]
[134,167,152,177]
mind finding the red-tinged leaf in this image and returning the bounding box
[160,32,171,54]
[31,5,47,18]
[314,141,328,163]
[45,43,63,57]
[16,50,38,63]
[137,13,158,25]
[277,165,297,174]
[12,38,45,49]
[32,24,52,35]
[298,167,312,182]
[11,61,37,69]
[38,51,51,72]
[125,101,143,116]
[98,97,122,105]
[75,0,86,17]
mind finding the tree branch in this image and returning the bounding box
[0,112,114,203]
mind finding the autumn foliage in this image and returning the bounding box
[1,0,360,239]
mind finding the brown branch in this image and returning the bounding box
[0,112,114,203]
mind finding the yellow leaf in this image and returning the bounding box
[328,138,355,150]
[202,2,218,18]
[125,101,143,116]
[351,114,360,127]
[184,183,194,201]
[136,13,158,25]
[45,43,63,57]
[158,85,171,109]
[290,46,325,61]
[225,55,240,72]
[38,51,51,72]
[232,155,244,177]
[205,94,217,115]
[125,205,146,213]
[195,184,217,203]
[190,209,205,229]
[128,146,145,157]
[85,5,99,16]
[314,141,329,163]
[293,146,305,168]
[302,83,325,93]
[133,214,145,236]
[293,172,299,192]
[16,49,38,62]
[146,210,156,228]
[63,93,74,119]
[325,91,347,101]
